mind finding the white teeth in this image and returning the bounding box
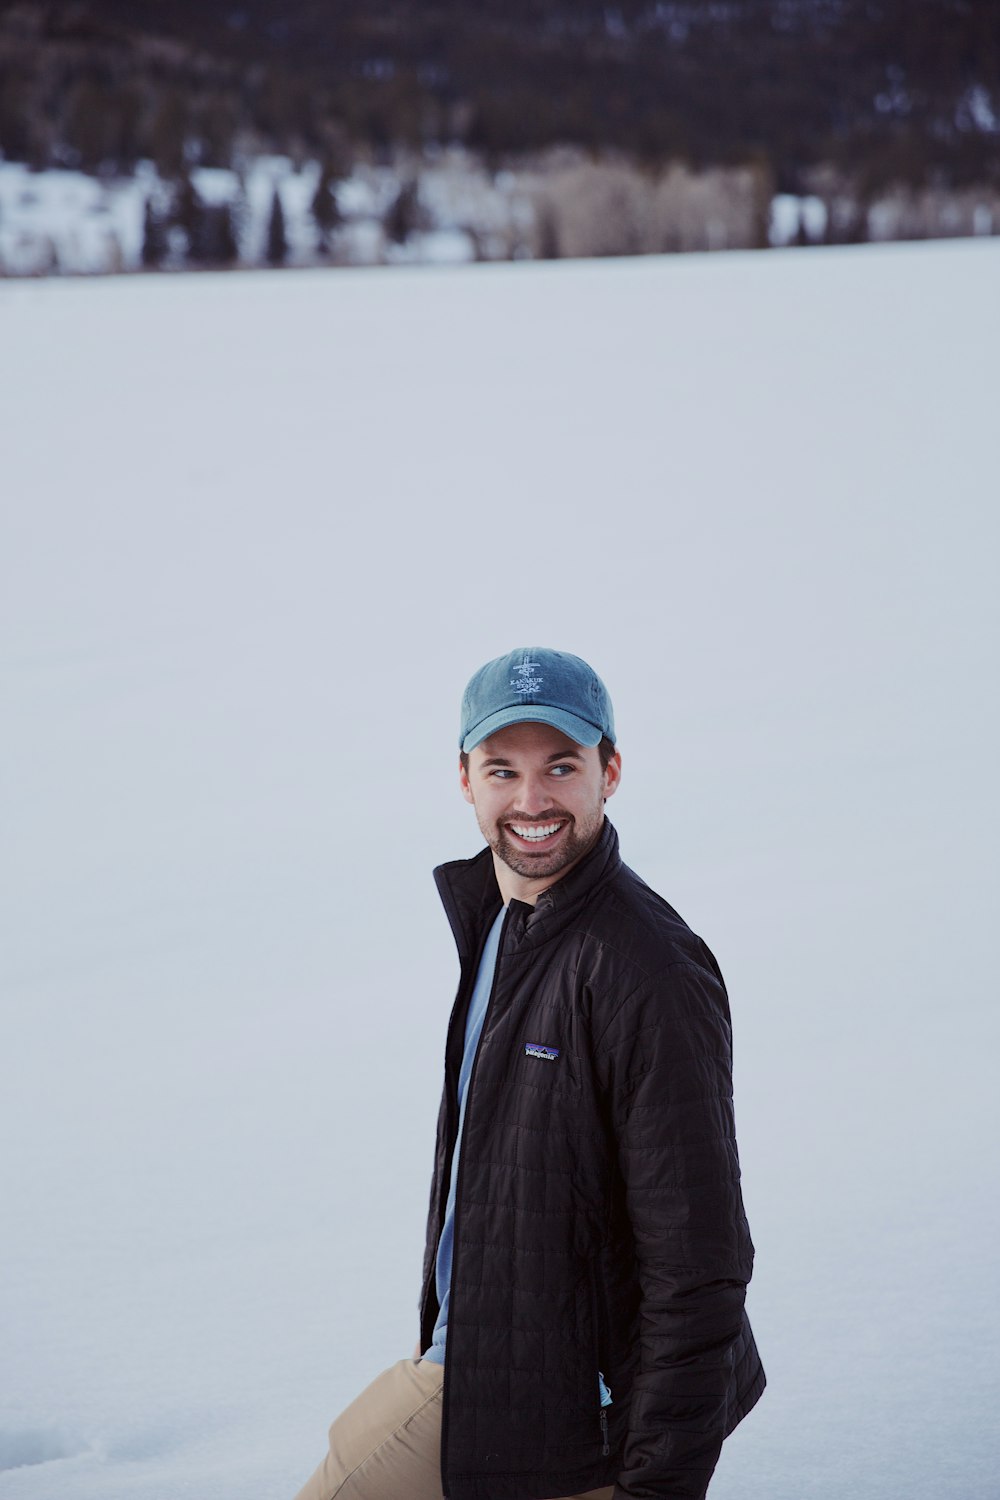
[511,822,562,841]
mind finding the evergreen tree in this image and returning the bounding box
[311,165,341,251]
[385,177,420,245]
[172,173,202,258]
[64,76,112,173]
[141,197,168,268]
[169,175,240,267]
[229,181,250,262]
[266,187,288,266]
[536,203,561,260]
[192,203,238,266]
[221,203,238,264]
[148,88,189,179]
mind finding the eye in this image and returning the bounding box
[489,768,516,779]
[550,763,575,776]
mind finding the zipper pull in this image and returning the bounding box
[599,1407,610,1456]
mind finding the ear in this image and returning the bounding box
[602,749,622,803]
[459,756,475,805]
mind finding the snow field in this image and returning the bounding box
[1,240,998,1497]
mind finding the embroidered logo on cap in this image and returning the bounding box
[524,1042,559,1061]
[510,657,542,694]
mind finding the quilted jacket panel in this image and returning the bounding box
[421,820,764,1500]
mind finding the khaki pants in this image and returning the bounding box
[293,1357,615,1500]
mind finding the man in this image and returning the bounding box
[294,648,764,1500]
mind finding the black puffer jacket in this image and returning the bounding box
[420,820,764,1500]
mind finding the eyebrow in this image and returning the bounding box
[479,749,585,769]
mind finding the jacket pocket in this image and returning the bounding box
[586,1260,614,1454]
[586,1258,609,1379]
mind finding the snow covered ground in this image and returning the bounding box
[1,240,998,1499]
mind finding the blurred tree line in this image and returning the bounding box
[0,0,997,192]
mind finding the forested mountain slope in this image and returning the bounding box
[1,0,997,188]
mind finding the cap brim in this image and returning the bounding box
[462,705,604,754]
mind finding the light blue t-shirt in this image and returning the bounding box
[423,904,506,1366]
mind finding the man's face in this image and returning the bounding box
[460,721,621,898]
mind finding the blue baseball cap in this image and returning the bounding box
[460,648,616,753]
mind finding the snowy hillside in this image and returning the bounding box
[1,240,998,1499]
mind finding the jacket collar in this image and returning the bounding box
[433,818,622,961]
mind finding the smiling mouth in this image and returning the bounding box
[506,820,568,847]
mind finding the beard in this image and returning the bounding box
[481,803,605,882]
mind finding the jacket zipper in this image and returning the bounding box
[589,1261,612,1455]
[419,906,502,1340]
[439,903,513,1490]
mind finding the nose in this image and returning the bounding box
[515,772,552,816]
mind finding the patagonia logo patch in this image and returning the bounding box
[524,1042,560,1062]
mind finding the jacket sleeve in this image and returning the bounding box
[598,959,755,1500]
